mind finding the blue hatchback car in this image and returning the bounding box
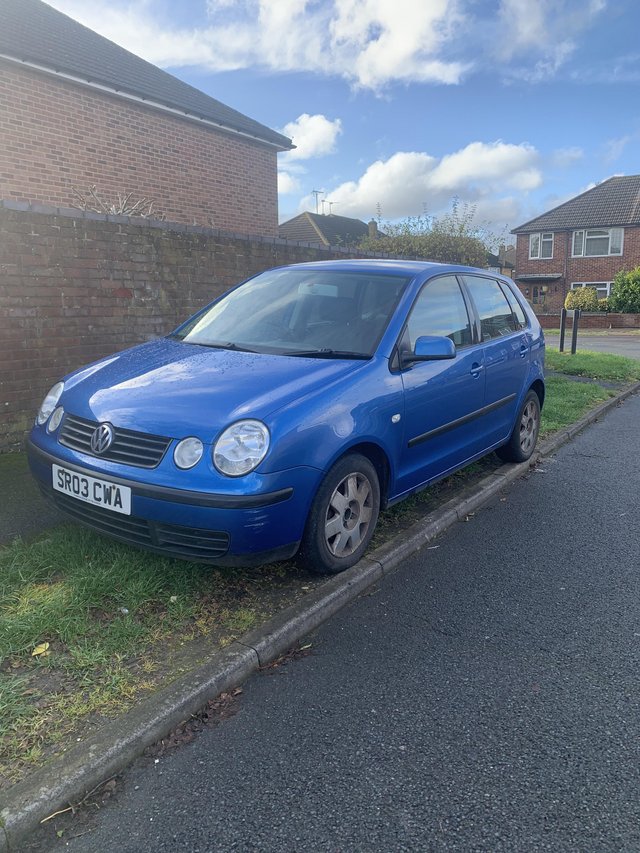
[28,260,544,574]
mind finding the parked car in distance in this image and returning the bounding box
[28,260,545,574]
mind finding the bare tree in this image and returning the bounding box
[71,185,164,219]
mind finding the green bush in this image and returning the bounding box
[564,287,599,311]
[609,267,640,313]
[597,297,610,313]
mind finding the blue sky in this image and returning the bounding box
[47,0,640,237]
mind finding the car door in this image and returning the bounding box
[394,274,487,499]
[460,275,531,446]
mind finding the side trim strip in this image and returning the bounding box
[408,393,517,448]
[27,441,294,509]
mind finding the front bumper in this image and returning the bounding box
[27,439,315,566]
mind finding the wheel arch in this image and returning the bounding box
[335,441,392,509]
[530,378,545,410]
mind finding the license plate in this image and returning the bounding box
[52,464,132,515]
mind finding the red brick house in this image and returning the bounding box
[511,175,640,312]
[0,0,292,235]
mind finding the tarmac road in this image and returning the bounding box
[552,332,640,360]
[37,393,640,853]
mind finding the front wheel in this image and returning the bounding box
[496,390,541,463]
[299,454,380,575]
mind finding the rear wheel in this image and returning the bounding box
[300,454,380,575]
[496,390,540,463]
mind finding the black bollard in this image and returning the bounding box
[571,308,581,354]
[559,307,567,352]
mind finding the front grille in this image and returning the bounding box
[41,484,230,562]
[59,414,171,468]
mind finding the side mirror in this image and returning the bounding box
[401,335,456,367]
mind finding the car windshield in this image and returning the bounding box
[171,269,410,357]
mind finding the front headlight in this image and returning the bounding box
[36,382,64,426]
[213,420,270,477]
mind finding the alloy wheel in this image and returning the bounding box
[324,472,374,558]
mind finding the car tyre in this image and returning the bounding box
[300,454,380,575]
[496,389,541,463]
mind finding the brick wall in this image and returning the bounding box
[536,313,640,329]
[0,61,279,235]
[0,205,394,452]
[514,227,640,313]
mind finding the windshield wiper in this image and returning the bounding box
[285,349,369,360]
[194,341,259,353]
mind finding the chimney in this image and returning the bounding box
[368,219,378,239]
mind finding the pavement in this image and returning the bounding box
[2,380,640,852]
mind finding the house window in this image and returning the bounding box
[529,232,553,259]
[572,228,623,257]
[571,281,613,298]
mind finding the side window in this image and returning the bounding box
[462,276,518,340]
[499,282,528,329]
[406,275,473,350]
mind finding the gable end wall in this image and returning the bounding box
[0,61,279,235]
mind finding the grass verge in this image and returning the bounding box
[546,348,640,382]
[0,351,637,789]
[0,528,317,789]
[539,376,614,437]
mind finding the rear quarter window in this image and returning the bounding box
[462,275,519,340]
[499,282,528,329]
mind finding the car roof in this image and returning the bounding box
[273,259,502,279]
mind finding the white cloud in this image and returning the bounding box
[45,1,229,69]
[277,171,302,195]
[276,114,342,198]
[497,0,606,81]
[280,114,343,161]
[429,141,541,192]
[327,0,469,88]
[298,152,437,219]
[603,135,634,164]
[551,147,584,168]
[45,0,603,89]
[571,52,640,84]
[46,0,464,88]
[302,142,542,227]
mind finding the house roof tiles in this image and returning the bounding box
[0,0,292,150]
[279,212,371,246]
[512,175,640,233]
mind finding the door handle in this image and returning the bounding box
[470,363,483,378]
[519,343,528,359]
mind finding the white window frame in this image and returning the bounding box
[570,281,613,297]
[529,232,554,260]
[571,228,624,258]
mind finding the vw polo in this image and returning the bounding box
[28,260,544,574]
